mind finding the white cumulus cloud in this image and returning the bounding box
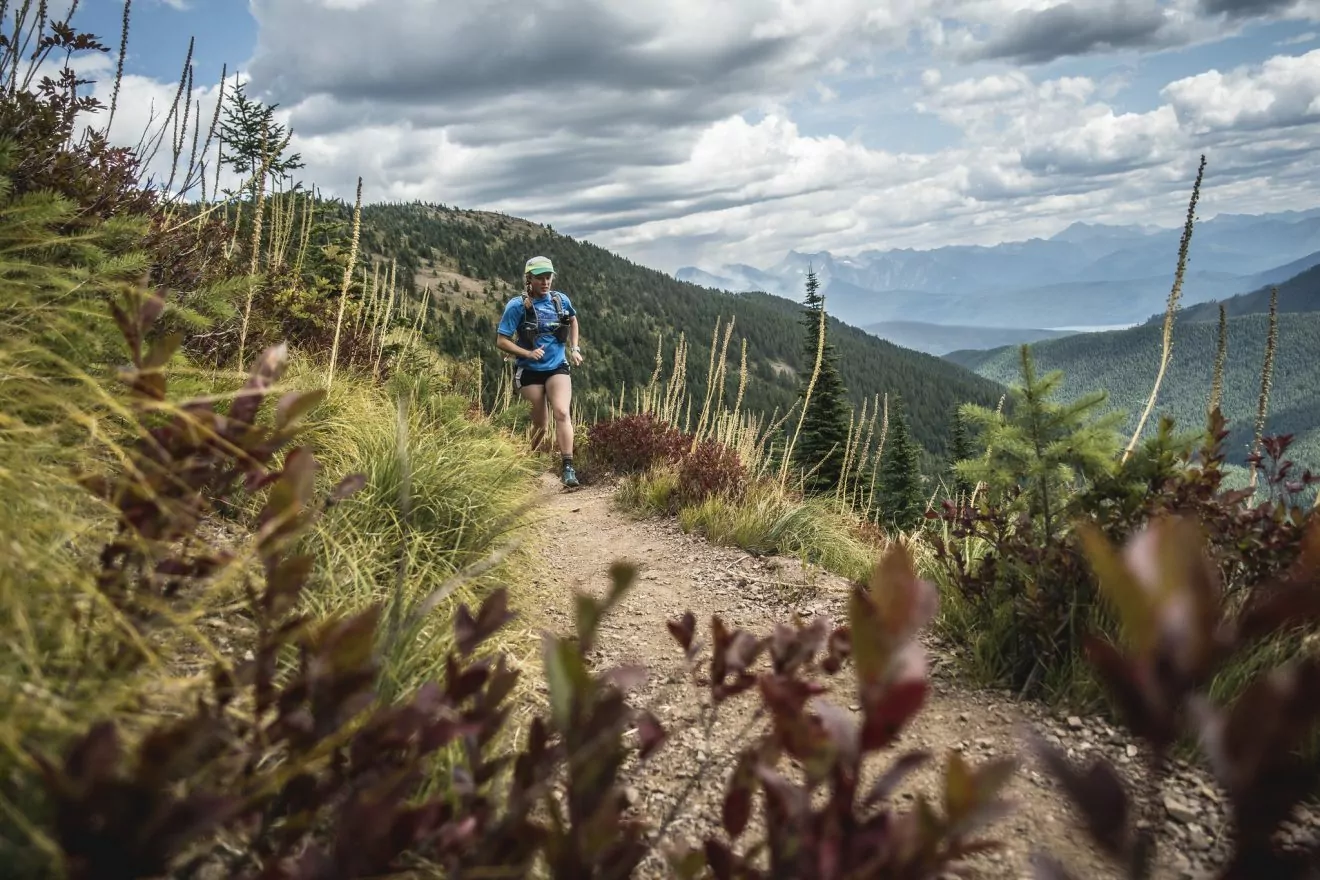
[68,0,1320,271]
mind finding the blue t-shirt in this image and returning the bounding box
[497,291,577,371]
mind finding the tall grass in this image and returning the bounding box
[593,317,935,583]
[0,322,546,871]
[292,356,543,693]
[1248,285,1279,489]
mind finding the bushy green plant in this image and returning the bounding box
[956,344,1124,545]
[931,408,1319,706]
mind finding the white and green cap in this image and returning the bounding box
[524,255,555,276]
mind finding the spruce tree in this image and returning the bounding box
[876,396,924,532]
[218,81,305,197]
[955,344,1124,544]
[791,267,850,494]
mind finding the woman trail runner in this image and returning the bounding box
[495,255,583,488]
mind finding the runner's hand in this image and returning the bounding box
[528,346,545,360]
[570,349,583,366]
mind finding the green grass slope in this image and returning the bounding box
[352,203,1007,463]
[947,312,1320,471]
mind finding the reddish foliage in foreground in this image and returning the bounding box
[663,546,1017,879]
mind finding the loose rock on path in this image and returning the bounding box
[523,475,1315,879]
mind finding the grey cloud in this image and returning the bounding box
[962,166,1093,201]
[964,1,1171,64]
[242,0,927,256]
[286,88,732,157]
[249,0,827,213]
[1019,143,1170,177]
[248,0,797,119]
[554,186,839,239]
[1197,0,1298,17]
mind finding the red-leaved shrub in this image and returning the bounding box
[676,438,747,507]
[586,413,689,475]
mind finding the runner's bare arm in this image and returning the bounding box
[568,314,582,364]
[496,333,542,359]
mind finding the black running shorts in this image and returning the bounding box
[514,363,570,392]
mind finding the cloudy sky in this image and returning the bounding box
[60,0,1320,273]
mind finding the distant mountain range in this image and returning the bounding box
[676,208,1320,332]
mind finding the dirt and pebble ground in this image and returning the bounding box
[524,474,1319,880]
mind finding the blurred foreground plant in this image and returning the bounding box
[1031,514,1320,880]
[663,545,1017,878]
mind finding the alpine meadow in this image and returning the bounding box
[4,5,1320,880]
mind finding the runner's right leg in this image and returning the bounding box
[520,382,549,454]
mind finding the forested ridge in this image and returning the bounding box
[345,200,1008,463]
[1155,261,1320,324]
[948,310,1320,471]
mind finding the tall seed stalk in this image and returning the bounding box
[1248,286,1279,490]
[692,318,723,446]
[1209,302,1228,416]
[105,0,130,135]
[373,260,399,380]
[1123,154,1205,463]
[863,393,889,520]
[851,394,880,514]
[780,295,828,488]
[327,176,363,390]
[236,128,272,369]
[292,186,316,279]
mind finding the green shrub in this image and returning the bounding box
[616,467,680,516]
[677,485,881,582]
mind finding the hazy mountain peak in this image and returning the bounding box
[677,207,1320,331]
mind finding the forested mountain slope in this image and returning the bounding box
[1152,262,1320,324]
[946,312,1320,470]
[349,202,1007,462]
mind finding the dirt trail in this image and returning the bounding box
[527,475,1238,879]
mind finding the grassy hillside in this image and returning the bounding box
[947,312,1320,471]
[349,202,1008,463]
[1154,262,1320,324]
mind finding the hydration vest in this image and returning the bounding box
[516,291,571,349]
